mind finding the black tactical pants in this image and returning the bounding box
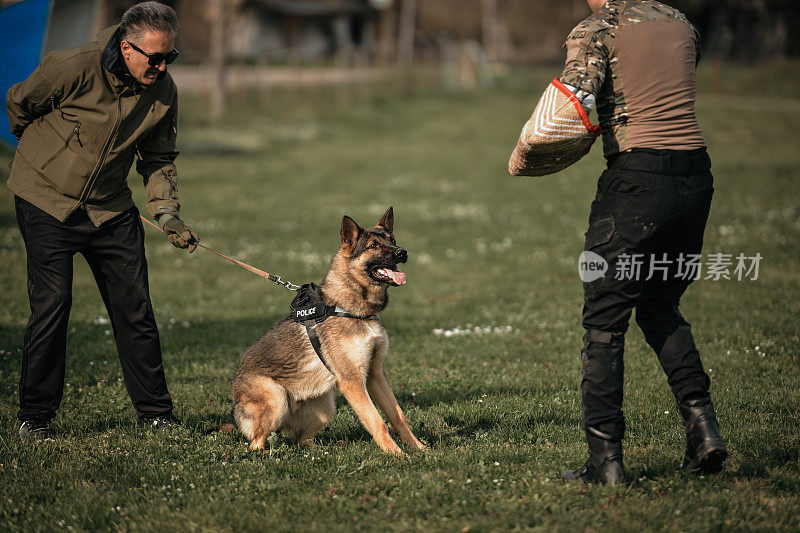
[15,197,173,422]
[580,148,714,438]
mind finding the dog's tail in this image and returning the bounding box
[203,423,236,436]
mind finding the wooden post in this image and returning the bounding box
[210,0,227,119]
[397,0,416,66]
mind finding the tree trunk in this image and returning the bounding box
[377,6,396,65]
[209,0,227,119]
[397,0,416,66]
[480,0,500,62]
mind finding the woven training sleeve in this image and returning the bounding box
[508,79,600,177]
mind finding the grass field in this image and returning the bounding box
[1,65,799,531]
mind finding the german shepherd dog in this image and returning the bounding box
[231,207,426,454]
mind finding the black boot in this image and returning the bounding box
[561,427,629,484]
[678,397,727,474]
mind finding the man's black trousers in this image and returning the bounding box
[15,196,173,422]
[580,148,714,438]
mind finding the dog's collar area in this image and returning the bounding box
[289,283,377,323]
[293,304,376,322]
[289,283,377,375]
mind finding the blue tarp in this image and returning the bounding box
[0,0,52,148]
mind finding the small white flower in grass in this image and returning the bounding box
[466,479,472,484]
[494,461,500,466]
[432,324,517,337]
[92,317,110,325]
[664,410,669,414]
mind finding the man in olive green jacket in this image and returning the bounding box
[7,2,196,438]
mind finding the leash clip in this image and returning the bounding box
[273,275,300,291]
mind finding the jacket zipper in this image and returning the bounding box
[75,95,123,211]
[41,122,82,169]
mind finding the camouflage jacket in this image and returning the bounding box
[559,0,706,156]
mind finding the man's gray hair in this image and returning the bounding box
[119,2,178,41]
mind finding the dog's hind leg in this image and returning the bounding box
[233,376,289,450]
[290,391,336,446]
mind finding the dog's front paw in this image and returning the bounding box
[403,436,427,450]
[381,443,406,456]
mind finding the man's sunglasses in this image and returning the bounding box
[125,40,179,66]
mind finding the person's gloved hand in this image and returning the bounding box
[161,216,198,253]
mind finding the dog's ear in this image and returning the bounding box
[377,206,394,233]
[340,215,363,253]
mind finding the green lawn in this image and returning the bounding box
[1,65,798,531]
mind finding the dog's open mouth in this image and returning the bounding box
[370,266,407,286]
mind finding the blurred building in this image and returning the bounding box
[2,0,798,63]
[91,0,393,64]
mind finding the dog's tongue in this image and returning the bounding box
[379,268,407,285]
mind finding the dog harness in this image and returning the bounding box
[289,283,377,374]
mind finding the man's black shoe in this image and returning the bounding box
[679,397,728,474]
[19,419,55,440]
[137,414,182,430]
[561,426,629,485]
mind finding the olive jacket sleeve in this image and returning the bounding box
[137,92,181,221]
[6,53,74,140]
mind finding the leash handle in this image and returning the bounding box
[139,214,300,290]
